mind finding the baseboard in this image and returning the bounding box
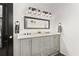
[55,52,65,56]
[48,51,59,56]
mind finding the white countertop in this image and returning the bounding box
[17,32,60,39]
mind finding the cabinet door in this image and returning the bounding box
[40,36,49,56]
[32,37,41,56]
[47,35,55,55]
[48,35,60,55]
[53,35,60,52]
[21,38,32,56]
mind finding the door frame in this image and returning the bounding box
[0,3,13,56]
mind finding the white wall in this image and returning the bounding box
[54,3,79,56]
[14,3,56,33]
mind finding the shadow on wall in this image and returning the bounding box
[60,36,70,56]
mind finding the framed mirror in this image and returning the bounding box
[24,16,50,29]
